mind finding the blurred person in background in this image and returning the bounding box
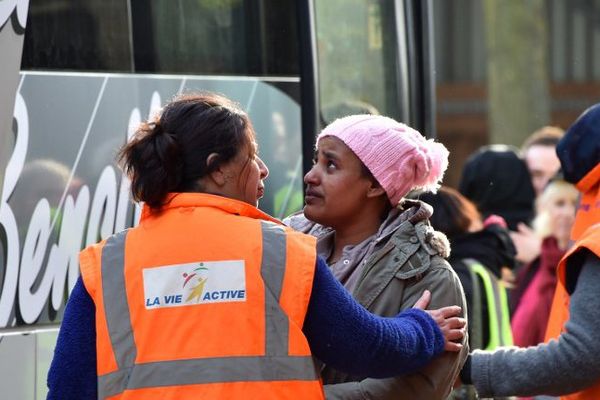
[459,145,536,289]
[510,176,578,348]
[521,126,564,199]
[511,127,565,267]
[419,186,515,349]
[459,103,600,399]
[459,145,536,233]
[286,115,468,400]
[419,187,515,400]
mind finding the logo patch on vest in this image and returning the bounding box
[143,260,246,309]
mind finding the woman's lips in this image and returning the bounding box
[305,188,322,203]
[257,187,265,198]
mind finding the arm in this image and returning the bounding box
[324,262,469,400]
[46,258,448,398]
[47,277,97,400]
[303,257,447,378]
[467,252,600,398]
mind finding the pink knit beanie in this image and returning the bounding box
[317,114,449,205]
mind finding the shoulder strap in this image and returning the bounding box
[462,258,483,350]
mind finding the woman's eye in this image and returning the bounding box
[326,160,336,169]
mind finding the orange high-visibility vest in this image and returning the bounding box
[569,163,600,241]
[544,183,600,400]
[79,193,324,400]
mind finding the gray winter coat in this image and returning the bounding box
[286,200,469,400]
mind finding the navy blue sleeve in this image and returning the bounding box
[47,277,97,400]
[303,256,445,378]
[46,258,444,398]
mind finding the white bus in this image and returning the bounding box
[0,1,436,398]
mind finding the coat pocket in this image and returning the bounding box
[393,247,431,280]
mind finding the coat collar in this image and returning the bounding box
[140,193,283,225]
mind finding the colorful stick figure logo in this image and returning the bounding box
[182,264,208,303]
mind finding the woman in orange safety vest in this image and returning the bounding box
[460,103,600,399]
[47,93,466,400]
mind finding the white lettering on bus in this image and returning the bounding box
[0,89,160,326]
[0,93,27,326]
[0,0,29,31]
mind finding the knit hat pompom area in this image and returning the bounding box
[317,115,449,205]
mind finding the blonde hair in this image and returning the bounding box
[532,179,578,238]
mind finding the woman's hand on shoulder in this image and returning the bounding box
[413,290,466,352]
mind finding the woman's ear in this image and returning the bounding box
[366,180,387,198]
[207,153,227,187]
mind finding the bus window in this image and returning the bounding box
[21,0,132,72]
[314,0,407,123]
[21,0,299,76]
[130,0,299,76]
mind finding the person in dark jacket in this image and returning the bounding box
[459,145,536,232]
[419,187,516,352]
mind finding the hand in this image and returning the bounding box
[509,223,541,264]
[501,266,516,289]
[413,290,466,352]
[483,214,508,229]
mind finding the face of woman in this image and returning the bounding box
[226,141,269,207]
[303,136,374,228]
[547,193,577,244]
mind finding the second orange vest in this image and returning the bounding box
[545,222,600,400]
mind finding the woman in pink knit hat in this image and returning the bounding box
[286,114,468,400]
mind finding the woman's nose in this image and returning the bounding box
[304,165,319,185]
[257,157,269,179]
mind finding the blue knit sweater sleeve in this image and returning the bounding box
[303,256,445,377]
[47,278,97,400]
[46,257,444,398]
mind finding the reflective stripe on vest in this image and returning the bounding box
[465,259,513,350]
[97,221,318,399]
